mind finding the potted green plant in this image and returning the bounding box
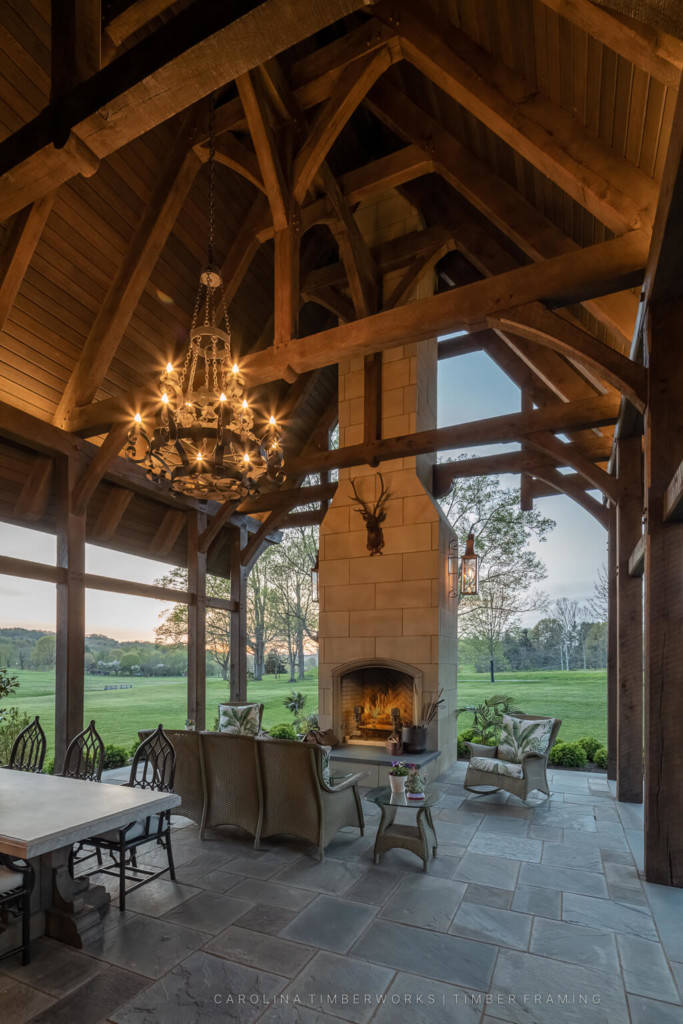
[388,761,410,794]
[405,763,428,799]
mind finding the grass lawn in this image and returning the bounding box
[3,665,606,761]
[3,670,319,761]
[457,667,607,746]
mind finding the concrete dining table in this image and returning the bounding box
[0,767,180,949]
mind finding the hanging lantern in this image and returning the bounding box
[460,532,479,596]
[125,102,285,502]
[311,550,320,603]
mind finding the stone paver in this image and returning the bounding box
[2,763,681,1024]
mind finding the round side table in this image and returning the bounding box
[365,786,443,872]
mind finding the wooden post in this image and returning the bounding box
[230,524,248,702]
[187,511,207,730]
[55,456,85,768]
[520,391,533,511]
[616,436,644,802]
[606,503,617,781]
[51,0,101,101]
[363,353,382,442]
[643,302,683,886]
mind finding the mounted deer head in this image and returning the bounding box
[351,474,390,556]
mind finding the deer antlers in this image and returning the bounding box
[350,473,390,556]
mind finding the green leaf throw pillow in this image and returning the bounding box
[498,715,553,763]
[217,704,260,736]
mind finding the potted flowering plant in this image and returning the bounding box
[388,761,410,794]
[405,763,428,799]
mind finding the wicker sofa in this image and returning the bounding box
[139,729,365,860]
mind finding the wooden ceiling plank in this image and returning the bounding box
[285,394,620,476]
[369,82,639,346]
[378,2,657,234]
[536,0,683,86]
[14,454,53,522]
[239,230,648,385]
[292,46,392,205]
[91,485,133,540]
[237,70,289,231]
[54,118,201,427]
[0,192,55,336]
[0,0,369,219]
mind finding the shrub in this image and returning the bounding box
[548,741,587,768]
[268,723,298,740]
[457,728,478,758]
[455,694,522,744]
[102,744,130,770]
[0,707,31,764]
[593,747,608,769]
[44,758,55,775]
[130,738,143,759]
[577,736,603,761]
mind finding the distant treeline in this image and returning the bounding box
[460,617,608,674]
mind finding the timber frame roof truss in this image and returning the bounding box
[0,0,680,558]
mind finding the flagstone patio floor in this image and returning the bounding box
[2,759,682,1024]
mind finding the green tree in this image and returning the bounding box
[155,567,232,681]
[248,558,278,681]
[32,634,56,669]
[119,652,141,675]
[0,643,14,668]
[266,528,319,681]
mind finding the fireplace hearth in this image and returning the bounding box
[338,664,418,744]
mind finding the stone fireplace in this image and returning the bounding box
[316,191,458,781]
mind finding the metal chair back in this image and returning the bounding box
[61,720,105,782]
[8,716,46,773]
[129,724,175,792]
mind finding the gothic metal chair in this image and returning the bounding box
[0,853,34,966]
[60,720,105,782]
[7,716,46,773]
[83,725,177,911]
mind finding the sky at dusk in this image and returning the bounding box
[0,340,606,641]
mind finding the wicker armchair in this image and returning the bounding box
[464,714,562,803]
[255,737,365,861]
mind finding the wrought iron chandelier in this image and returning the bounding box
[126,110,285,501]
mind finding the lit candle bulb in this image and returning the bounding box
[219,392,226,402]
[161,393,169,404]
[196,452,203,462]
[133,413,142,424]
[243,453,250,464]
[242,399,248,409]
[269,415,277,426]
[166,363,173,374]
[232,363,239,375]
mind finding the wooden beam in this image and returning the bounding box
[371,83,639,346]
[0,0,370,219]
[286,395,620,477]
[529,464,610,527]
[380,1,656,234]
[432,445,609,497]
[14,456,53,522]
[301,285,355,323]
[91,485,133,541]
[488,304,648,412]
[437,333,486,360]
[230,524,248,700]
[607,503,617,779]
[237,69,289,231]
[537,0,683,86]
[187,511,207,730]
[363,353,382,444]
[151,508,188,557]
[628,533,646,578]
[70,421,130,516]
[55,456,85,766]
[383,241,453,310]
[51,0,101,101]
[240,232,648,385]
[104,0,176,49]
[0,556,64,585]
[274,212,301,347]
[0,193,55,335]
[198,133,265,193]
[520,392,534,512]
[241,508,289,571]
[341,145,434,204]
[292,47,391,204]
[55,124,201,426]
[198,499,240,554]
[85,573,191,604]
[281,509,325,528]
[237,482,337,515]
[664,459,683,522]
[615,435,644,803]
[525,430,619,501]
[643,300,683,885]
[222,194,270,309]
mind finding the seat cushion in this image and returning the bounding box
[469,756,524,779]
[497,715,554,764]
[0,865,24,894]
[217,704,261,736]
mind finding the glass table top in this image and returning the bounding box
[365,785,443,809]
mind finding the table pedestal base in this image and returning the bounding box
[373,803,438,871]
[42,847,110,948]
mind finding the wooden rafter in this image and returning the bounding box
[383,240,453,310]
[0,193,55,336]
[530,465,610,528]
[0,0,369,219]
[196,133,265,193]
[292,46,392,204]
[536,0,683,85]
[373,84,639,346]
[378,1,657,234]
[151,508,188,557]
[240,231,648,386]
[237,69,289,231]
[341,146,435,204]
[525,430,619,501]
[52,0,101,101]
[70,422,131,517]
[103,0,177,51]
[55,117,201,427]
[14,455,53,522]
[91,486,133,541]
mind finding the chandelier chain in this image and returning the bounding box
[208,95,216,269]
